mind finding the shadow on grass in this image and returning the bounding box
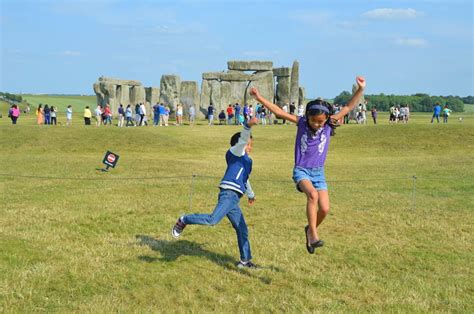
[135,234,281,285]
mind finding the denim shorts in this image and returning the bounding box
[292,166,328,192]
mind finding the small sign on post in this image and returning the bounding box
[99,151,119,172]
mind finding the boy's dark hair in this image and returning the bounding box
[230,132,253,146]
[305,99,338,136]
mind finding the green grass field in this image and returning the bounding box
[1,101,473,311]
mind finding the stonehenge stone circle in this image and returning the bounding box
[93,60,304,119]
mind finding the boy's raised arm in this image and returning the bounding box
[250,87,298,124]
[230,117,258,156]
[332,76,366,121]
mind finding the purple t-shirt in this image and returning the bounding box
[294,117,331,168]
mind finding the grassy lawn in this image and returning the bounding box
[1,104,473,311]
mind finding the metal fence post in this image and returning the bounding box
[412,175,417,210]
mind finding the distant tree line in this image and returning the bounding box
[0,92,23,103]
[333,92,471,112]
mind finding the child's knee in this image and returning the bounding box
[306,190,319,203]
[319,205,330,216]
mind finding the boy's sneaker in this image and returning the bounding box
[171,217,186,239]
[236,260,259,269]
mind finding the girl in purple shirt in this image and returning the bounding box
[250,76,366,254]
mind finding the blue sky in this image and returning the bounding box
[1,0,472,98]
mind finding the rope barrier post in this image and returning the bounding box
[411,175,417,210]
[189,174,196,212]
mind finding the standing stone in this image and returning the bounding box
[199,79,212,118]
[220,81,232,109]
[229,81,247,105]
[145,87,160,107]
[248,71,274,106]
[93,82,105,106]
[276,76,290,106]
[130,85,146,112]
[180,81,199,115]
[159,75,181,112]
[298,87,306,106]
[290,60,300,107]
[117,84,130,106]
[210,80,222,111]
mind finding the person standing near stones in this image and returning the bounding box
[118,104,125,127]
[94,105,102,127]
[207,103,215,126]
[188,105,195,126]
[153,102,160,126]
[227,104,234,125]
[139,103,146,126]
[125,104,134,127]
[234,103,241,125]
[290,102,296,116]
[176,103,183,126]
[282,103,289,125]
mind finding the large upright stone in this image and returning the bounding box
[210,80,222,110]
[159,75,181,111]
[290,60,300,107]
[276,76,290,106]
[145,87,160,107]
[93,76,146,116]
[130,85,146,112]
[180,81,199,115]
[298,87,306,106]
[248,71,274,106]
[220,81,232,109]
[199,79,212,118]
[273,67,291,77]
[229,81,248,105]
[227,61,273,71]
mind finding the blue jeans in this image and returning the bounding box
[153,114,160,126]
[182,189,252,261]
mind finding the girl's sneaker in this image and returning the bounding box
[171,217,186,239]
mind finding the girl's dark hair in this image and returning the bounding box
[305,99,338,136]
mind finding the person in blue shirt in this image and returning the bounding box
[234,103,241,125]
[153,103,160,126]
[431,102,441,123]
[172,117,259,268]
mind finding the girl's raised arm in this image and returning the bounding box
[250,87,298,124]
[332,76,366,121]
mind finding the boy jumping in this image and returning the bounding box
[172,117,259,268]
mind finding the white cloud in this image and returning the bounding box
[394,38,428,47]
[362,8,421,19]
[59,51,81,57]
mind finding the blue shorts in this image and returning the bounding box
[292,166,328,192]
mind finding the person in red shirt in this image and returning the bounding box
[226,104,234,125]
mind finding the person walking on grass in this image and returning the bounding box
[442,105,452,123]
[250,76,366,254]
[188,105,196,126]
[66,105,73,126]
[118,104,125,127]
[36,104,44,125]
[431,102,441,123]
[9,105,20,124]
[95,105,102,127]
[50,106,57,125]
[172,117,259,268]
[84,106,92,125]
[125,104,134,127]
[44,105,51,125]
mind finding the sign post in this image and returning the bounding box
[99,151,119,172]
